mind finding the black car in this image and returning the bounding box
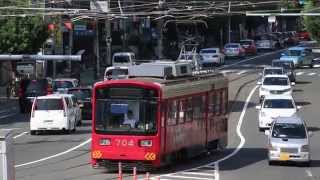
[272,59,296,82]
[18,78,53,113]
[67,87,92,120]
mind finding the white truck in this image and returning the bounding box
[112,52,136,67]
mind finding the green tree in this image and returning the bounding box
[303,0,320,42]
[0,1,49,54]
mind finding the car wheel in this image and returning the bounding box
[30,130,36,135]
[268,160,275,166]
[259,127,264,132]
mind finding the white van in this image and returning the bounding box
[30,94,77,135]
[112,52,136,67]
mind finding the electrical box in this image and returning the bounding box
[0,129,15,180]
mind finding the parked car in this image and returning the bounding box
[272,59,296,82]
[256,94,301,131]
[67,87,92,120]
[18,78,53,113]
[240,39,257,55]
[30,94,79,135]
[224,43,246,58]
[296,31,311,41]
[265,115,311,166]
[199,48,225,66]
[280,47,314,68]
[104,66,129,81]
[52,78,79,94]
[257,74,294,102]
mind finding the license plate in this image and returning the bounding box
[279,153,290,161]
[44,120,53,123]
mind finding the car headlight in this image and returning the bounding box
[301,145,309,152]
[268,143,277,151]
[283,88,291,92]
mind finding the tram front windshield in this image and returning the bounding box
[95,87,158,135]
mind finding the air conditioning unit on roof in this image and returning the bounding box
[128,61,192,78]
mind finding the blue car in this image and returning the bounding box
[280,47,314,68]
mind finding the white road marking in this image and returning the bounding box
[15,138,92,168]
[13,131,28,139]
[296,72,305,76]
[313,64,320,68]
[306,169,313,177]
[237,70,247,75]
[181,172,215,176]
[307,72,316,76]
[163,174,212,180]
[0,113,17,119]
[214,163,219,180]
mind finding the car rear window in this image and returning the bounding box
[225,44,239,48]
[22,79,48,96]
[272,123,306,139]
[263,99,294,109]
[53,81,73,90]
[200,49,217,53]
[263,77,289,85]
[114,55,130,63]
[264,69,283,75]
[35,99,64,110]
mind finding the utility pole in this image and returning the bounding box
[228,1,231,43]
[95,18,100,78]
[105,0,112,66]
[68,23,73,74]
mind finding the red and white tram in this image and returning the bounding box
[91,69,228,171]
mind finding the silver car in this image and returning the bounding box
[265,116,312,166]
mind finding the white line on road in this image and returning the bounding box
[15,138,91,168]
[163,174,212,180]
[313,64,320,68]
[296,72,305,76]
[237,70,247,75]
[13,131,28,139]
[215,163,219,180]
[181,172,215,176]
[307,72,316,76]
[0,113,17,119]
[306,169,313,177]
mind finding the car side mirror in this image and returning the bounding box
[308,131,313,137]
[291,82,296,86]
[265,130,270,136]
[256,105,261,110]
[257,81,262,85]
[297,106,302,110]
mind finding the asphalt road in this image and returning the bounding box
[1,44,320,180]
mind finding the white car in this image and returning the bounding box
[199,48,225,66]
[30,94,79,135]
[256,95,301,131]
[53,78,79,94]
[258,74,294,101]
[104,66,129,81]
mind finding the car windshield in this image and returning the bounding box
[68,89,91,100]
[35,99,63,110]
[264,69,283,75]
[114,55,130,63]
[263,77,289,85]
[95,87,158,135]
[263,99,294,109]
[53,81,73,90]
[200,49,217,54]
[285,50,302,56]
[272,123,306,139]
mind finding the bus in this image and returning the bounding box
[91,71,228,171]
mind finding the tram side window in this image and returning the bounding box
[167,100,178,126]
[210,92,216,115]
[179,99,186,124]
[215,91,221,115]
[185,97,193,122]
[193,96,203,120]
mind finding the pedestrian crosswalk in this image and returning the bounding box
[219,69,320,78]
[149,165,217,180]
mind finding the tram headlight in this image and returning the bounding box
[99,138,111,146]
[140,140,152,147]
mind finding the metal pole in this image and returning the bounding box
[68,25,73,74]
[95,19,100,78]
[105,19,112,66]
[228,1,231,43]
[157,18,163,59]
